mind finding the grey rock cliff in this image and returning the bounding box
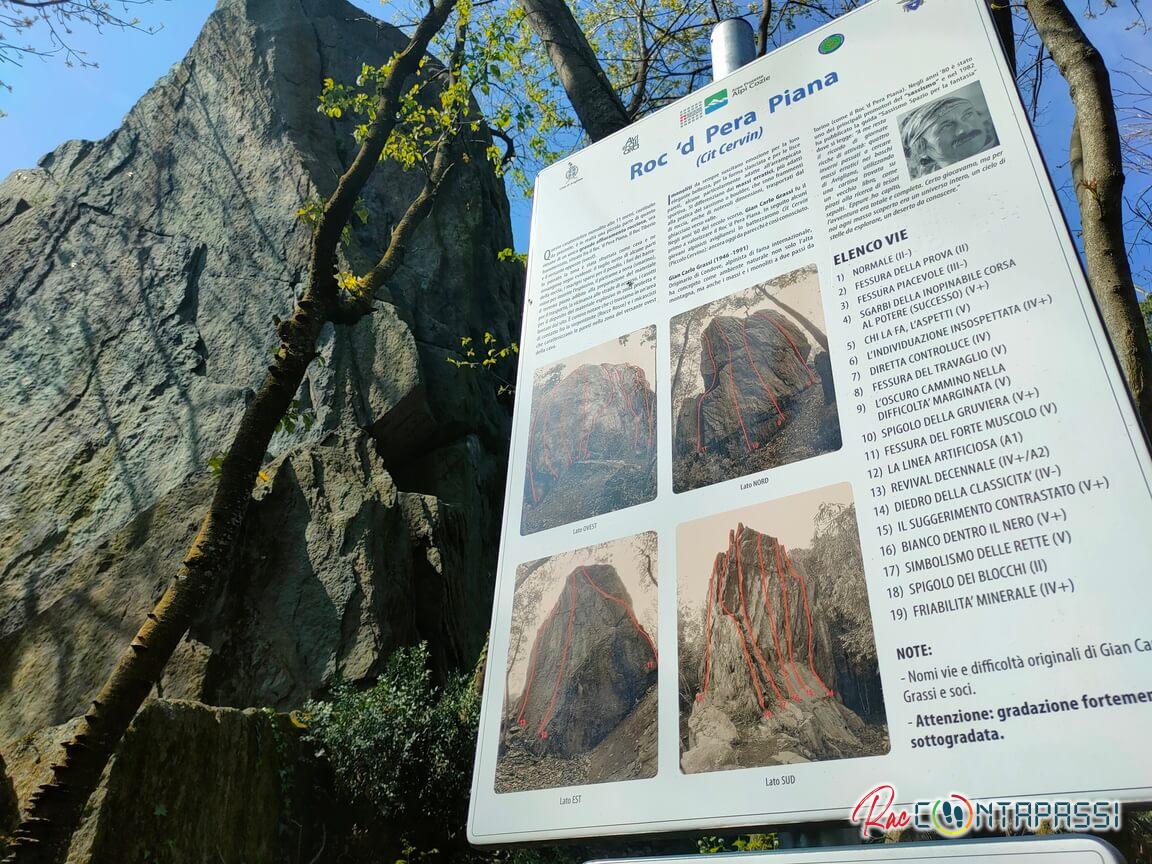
[3,701,304,862]
[676,311,818,459]
[0,0,519,751]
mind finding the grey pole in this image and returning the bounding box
[710,18,756,81]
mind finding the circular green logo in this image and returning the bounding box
[818,33,844,54]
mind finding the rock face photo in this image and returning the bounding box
[497,534,657,792]
[671,266,840,493]
[677,486,887,774]
[522,327,657,534]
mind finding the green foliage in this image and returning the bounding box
[497,247,528,266]
[302,643,479,827]
[295,195,369,247]
[275,399,316,435]
[318,0,479,172]
[206,452,225,478]
[698,833,779,854]
[447,331,519,394]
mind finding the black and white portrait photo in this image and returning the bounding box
[899,80,1000,179]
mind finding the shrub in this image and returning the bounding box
[698,834,779,853]
[302,643,479,831]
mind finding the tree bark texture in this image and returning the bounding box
[1025,0,1152,432]
[519,0,631,141]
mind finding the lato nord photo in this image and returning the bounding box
[671,265,840,493]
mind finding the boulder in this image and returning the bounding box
[693,523,837,721]
[675,312,818,460]
[5,701,307,863]
[522,363,656,533]
[507,565,657,757]
[0,0,518,749]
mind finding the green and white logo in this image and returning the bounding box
[704,89,729,114]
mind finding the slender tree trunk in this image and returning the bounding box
[756,0,772,57]
[987,0,1015,75]
[755,285,829,352]
[1025,0,1152,431]
[670,317,695,410]
[519,0,631,141]
[5,2,460,860]
[7,297,323,864]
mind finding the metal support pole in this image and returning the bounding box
[710,18,756,81]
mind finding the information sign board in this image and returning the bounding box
[468,0,1152,844]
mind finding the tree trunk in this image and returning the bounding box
[1025,0,1152,431]
[755,285,829,352]
[670,316,695,410]
[987,0,1015,75]
[519,0,631,141]
[756,0,772,57]
[4,1,460,860]
[6,300,324,864]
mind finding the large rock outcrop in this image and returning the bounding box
[522,363,656,534]
[510,565,656,755]
[681,508,887,773]
[0,0,519,751]
[3,700,312,863]
[672,311,840,492]
[676,312,817,459]
[496,565,657,790]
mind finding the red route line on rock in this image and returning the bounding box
[536,572,578,738]
[516,588,564,727]
[528,365,652,498]
[698,558,718,699]
[607,365,653,452]
[782,545,835,697]
[733,526,787,712]
[608,366,641,450]
[526,399,544,504]
[753,310,818,387]
[697,530,838,712]
[712,538,769,715]
[581,368,617,458]
[699,315,810,456]
[773,539,811,696]
[696,329,722,454]
[637,369,655,446]
[739,318,786,428]
[516,568,657,741]
[754,533,800,700]
[715,323,756,452]
[579,566,658,666]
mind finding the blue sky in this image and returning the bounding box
[0,0,1148,280]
